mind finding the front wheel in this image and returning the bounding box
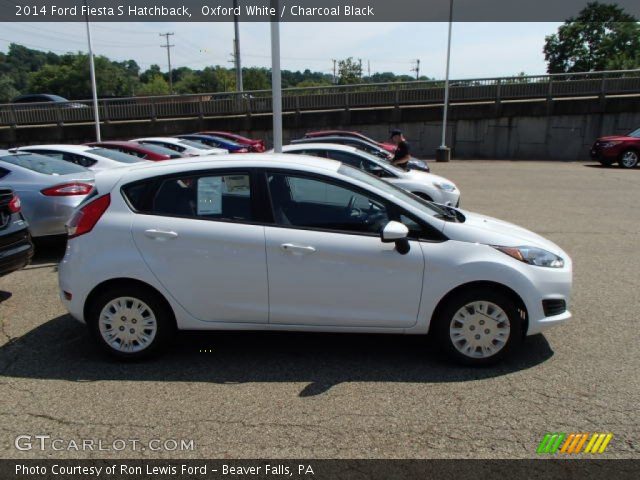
[619,150,639,169]
[87,286,175,360]
[433,288,523,365]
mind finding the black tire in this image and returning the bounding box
[432,288,523,366]
[86,285,175,360]
[618,149,639,169]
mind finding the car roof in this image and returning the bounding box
[93,153,342,194]
[135,137,184,144]
[17,144,93,153]
[282,143,358,153]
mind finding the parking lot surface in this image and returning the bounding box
[1,161,638,459]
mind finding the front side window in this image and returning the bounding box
[124,173,253,222]
[267,173,389,235]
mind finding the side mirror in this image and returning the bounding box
[380,221,410,255]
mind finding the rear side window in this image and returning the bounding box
[0,153,87,175]
[138,142,182,156]
[0,167,8,179]
[123,173,253,222]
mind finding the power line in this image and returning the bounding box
[159,32,175,93]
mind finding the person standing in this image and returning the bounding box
[390,129,411,170]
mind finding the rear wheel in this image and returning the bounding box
[87,286,175,360]
[619,150,639,169]
[433,288,523,365]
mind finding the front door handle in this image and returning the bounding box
[280,243,316,254]
[144,229,179,240]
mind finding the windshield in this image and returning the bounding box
[0,153,88,175]
[356,150,405,175]
[138,143,182,157]
[180,139,213,150]
[90,148,142,164]
[628,128,640,138]
[338,164,446,217]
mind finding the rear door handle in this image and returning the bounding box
[280,243,316,254]
[144,229,179,240]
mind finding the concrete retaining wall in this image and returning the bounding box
[1,96,639,160]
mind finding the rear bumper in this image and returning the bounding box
[0,229,34,276]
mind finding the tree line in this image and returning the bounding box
[0,2,638,102]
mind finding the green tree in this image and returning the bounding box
[544,2,640,73]
[0,74,19,102]
[243,68,270,91]
[337,57,362,85]
[137,74,170,96]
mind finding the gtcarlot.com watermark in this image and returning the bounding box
[15,435,195,452]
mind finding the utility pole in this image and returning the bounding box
[233,0,243,92]
[411,59,421,80]
[159,32,175,94]
[367,60,371,78]
[84,0,100,141]
[332,59,337,84]
[358,58,363,80]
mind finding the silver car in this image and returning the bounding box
[0,151,94,237]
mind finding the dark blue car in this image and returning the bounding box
[176,134,249,153]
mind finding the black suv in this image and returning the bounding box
[0,188,33,277]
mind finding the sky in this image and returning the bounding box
[0,21,562,79]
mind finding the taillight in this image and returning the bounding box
[41,182,93,197]
[67,194,110,239]
[8,194,21,213]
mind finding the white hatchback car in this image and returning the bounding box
[279,143,460,206]
[14,144,148,171]
[59,154,572,365]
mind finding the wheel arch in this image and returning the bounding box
[83,277,177,328]
[429,281,529,337]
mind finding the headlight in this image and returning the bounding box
[433,181,457,192]
[493,246,564,268]
[602,141,622,148]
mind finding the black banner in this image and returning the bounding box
[3,0,640,22]
[2,459,640,480]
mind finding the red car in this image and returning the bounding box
[591,127,640,168]
[304,130,396,153]
[86,141,183,161]
[198,131,266,153]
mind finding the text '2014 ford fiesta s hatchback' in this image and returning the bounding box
[58,154,572,365]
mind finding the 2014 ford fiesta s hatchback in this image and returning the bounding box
[58,154,572,365]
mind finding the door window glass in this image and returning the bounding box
[268,173,389,234]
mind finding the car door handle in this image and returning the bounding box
[280,243,316,254]
[144,229,179,240]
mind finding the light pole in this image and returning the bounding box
[436,0,453,162]
[270,0,283,153]
[233,0,243,92]
[84,0,101,141]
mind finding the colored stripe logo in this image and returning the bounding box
[537,433,613,454]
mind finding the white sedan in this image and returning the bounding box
[59,154,572,365]
[133,137,228,157]
[279,143,460,206]
[14,144,148,171]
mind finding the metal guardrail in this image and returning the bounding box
[1,69,639,127]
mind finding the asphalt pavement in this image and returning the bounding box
[1,160,638,459]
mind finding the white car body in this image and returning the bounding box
[279,143,460,206]
[133,137,228,157]
[14,145,148,172]
[59,154,572,363]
